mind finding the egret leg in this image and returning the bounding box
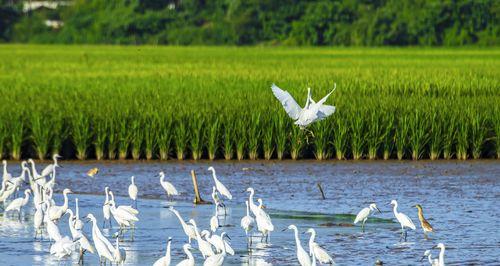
[134,200,137,209]
[102,219,106,228]
[404,229,407,242]
[362,220,366,233]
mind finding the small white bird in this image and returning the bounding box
[421,250,438,266]
[48,188,72,221]
[271,84,336,128]
[210,203,219,232]
[74,198,84,230]
[66,209,82,240]
[203,230,235,256]
[4,189,31,219]
[153,237,172,266]
[390,200,416,241]
[211,186,226,214]
[208,167,232,200]
[176,244,195,266]
[354,203,381,232]
[46,211,63,242]
[287,225,311,266]
[50,236,74,259]
[306,228,334,265]
[240,200,255,242]
[246,188,274,242]
[128,176,138,208]
[33,202,45,239]
[159,171,179,200]
[103,186,112,228]
[435,243,445,266]
[189,219,214,258]
[76,232,95,264]
[2,160,12,181]
[86,213,115,264]
[113,238,126,265]
[169,206,196,243]
[41,154,61,178]
[203,232,230,266]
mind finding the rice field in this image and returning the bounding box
[0,45,499,160]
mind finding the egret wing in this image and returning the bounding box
[271,84,302,120]
[317,105,336,120]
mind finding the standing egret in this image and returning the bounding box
[48,188,72,221]
[113,238,127,265]
[46,209,63,242]
[159,171,179,200]
[9,164,27,193]
[153,237,172,266]
[354,203,382,232]
[210,203,219,232]
[66,209,82,240]
[28,159,43,183]
[108,199,139,238]
[50,236,74,259]
[2,160,12,181]
[421,250,438,266]
[414,204,434,238]
[203,230,234,256]
[286,225,311,266]
[169,207,196,243]
[176,244,195,266]
[103,186,112,228]
[211,186,226,214]
[4,189,31,219]
[128,176,138,208]
[189,219,214,258]
[306,228,334,264]
[34,202,45,239]
[76,233,95,265]
[240,200,255,243]
[203,232,229,266]
[74,198,84,230]
[41,154,61,178]
[246,188,274,242]
[271,84,336,128]
[0,179,16,204]
[208,167,232,200]
[86,213,116,264]
[390,200,416,241]
[434,243,445,266]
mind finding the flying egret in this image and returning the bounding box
[390,200,416,241]
[421,250,438,266]
[113,237,127,265]
[2,160,12,181]
[354,203,382,232]
[414,204,434,238]
[4,189,31,219]
[169,206,196,243]
[74,198,84,230]
[434,243,445,266]
[103,186,112,228]
[208,167,232,200]
[240,200,255,243]
[271,84,336,128]
[176,244,195,266]
[40,154,61,178]
[210,203,219,232]
[153,237,172,266]
[305,228,334,265]
[128,176,138,208]
[286,225,311,266]
[203,232,229,266]
[189,219,214,258]
[86,213,116,264]
[246,188,274,242]
[48,188,72,221]
[159,171,179,200]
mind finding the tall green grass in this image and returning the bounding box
[0,45,498,160]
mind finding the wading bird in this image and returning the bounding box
[414,204,434,239]
[211,186,226,215]
[203,232,229,266]
[103,187,112,228]
[41,154,62,178]
[189,219,214,258]
[208,167,232,200]
[113,237,127,265]
[177,244,195,266]
[87,167,99,177]
[240,200,255,243]
[86,213,116,265]
[202,230,234,256]
[434,243,445,266]
[246,188,274,242]
[354,203,382,232]
[271,84,336,128]
[421,250,438,266]
[74,198,84,230]
[4,189,31,219]
[2,160,12,181]
[210,203,219,232]
[128,176,138,208]
[48,188,72,222]
[306,228,334,265]
[169,206,196,243]
[286,225,311,266]
[159,171,179,200]
[390,200,416,241]
[153,237,172,266]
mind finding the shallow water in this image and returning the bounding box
[0,160,499,265]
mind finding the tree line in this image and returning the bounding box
[1,0,499,46]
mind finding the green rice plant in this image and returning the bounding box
[51,114,67,157]
[381,112,395,160]
[274,114,287,160]
[93,116,107,160]
[395,115,409,160]
[429,111,443,160]
[235,120,247,160]
[223,119,234,160]
[117,117,132,160]
[8,116,24,160]
[144,117,157,160]
[290,126,304,160]
[350,111,366,160]
[366,111,384,160]
[442,114,457,160]
[130,119,144,160]
[408,109,429,160]
[262,118,274,160]
[456,115,469,160]
[157,115,173,160]
[107,119,119,160]
[495,108,500,158]
[30,113,52,160]
[206,118,220,160]
[71,113,92,160]
[247,114,261,160]
[312,122,331,160]
[174,120,188,160]
[470,109,487,159]
[190,116,204,160]
[0,119,6,158]
[333,114,349,160]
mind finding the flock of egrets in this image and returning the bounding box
[1,155,446,265]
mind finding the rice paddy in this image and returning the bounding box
[0,45,498,160]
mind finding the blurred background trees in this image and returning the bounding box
[1,0,498,45]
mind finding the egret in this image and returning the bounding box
[246,188,274,242]
[2,160,12,181]
[40,154,61,178]
[45,209,63,242]
[306,228,334,264]
[203,232,229,266]
[42,167,57,191]
[113,237,127,265]
[169,206,196,243]
[208,167,232,200]
[50,236,74,259]
[203,230,234,256]
[414,204,434,238]
[354,203,382,232]
[103,186,112,228]
[153,237,172,266]
[4,189,31,219]
[189,219,214,258]
[176,244,195,266]
[48,188,72,221]
[74,198,84,230]
[434,243,445,266]
[421,250,438,266]
[390,200,416,241]
[33,202,45,239]
[109,199,139,237]
[159,171,179,200]
[86,213,115,264]
[66,209,82,240]
[9,163,28,192]
[0,179,16,204]
[211,186,226,214]
[210,203,219,232]
[128,175,138,208]
[76,233,95,265]
[240,200,255,243]
[271,84,336,128]
[27,159,43,183]
[286,225,311,266]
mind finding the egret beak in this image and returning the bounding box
[375,207,382,214]
[420,255,426,262]
[225,234,231,240]
[281,228,288,232]
[432,245,438,249]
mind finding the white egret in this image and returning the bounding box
[208,167,232,200]
[203,230,234,256]
[48,188,72,221]
[113,238,127,265]
[434,243,445,266]
[246,188,274,242]
[176,244,195,266]
[128,175,138,208]
[390,200,416,241]
[2,160,12,181]
[9,163,27,192]
[306,228,334,265]
[4,189,31,219]
[210,203,219,232]
[153,237,172,266]
[354,203,381,232]
[421,250,438,266]
[211,186,226,214]
[109,190,139,215]
[271,84,336,128]
[42,167,57,191]
[189,219,214,258]
[103,186,112,228]
[203,232,229,266]
[159,171,179,200]
[286,225,311,266]
[169,206,196,243]
[86,213,115,264]
[41,154,61,178]
[66,209,82,239]
[33,202,45,239]
[0,179,16,203]
[50,236,74,259]
[74,198,84,230]
[46,209,62,242]
[76,233,95,264]
[109,199,139,237]
[240,200,255,242]
[28,159,43,183]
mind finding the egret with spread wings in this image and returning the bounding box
[271,84,336,128]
